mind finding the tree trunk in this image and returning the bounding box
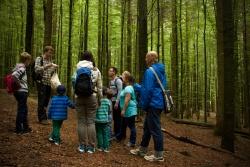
[97,0,102,67]
[120,0,126,74]
[67,0,74,97]
[83,0,89,51]
[179,0,184,119]
[138,0,147,81]
[218,0,235,152]
[157,0,160,55]
[243,0,250,131]
[203,0,208,123]
[127,0,132,72]
[171,0,178,118]
[25,0,34,55]
[43,0,53,46]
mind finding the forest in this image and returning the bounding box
[0,0,250,165]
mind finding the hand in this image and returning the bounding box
[121,110,125,117]
[114,101,119,110]
[44,63,53,69]
[52,63,58,68]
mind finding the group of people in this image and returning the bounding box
[11,46,167,162]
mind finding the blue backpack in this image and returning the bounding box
[74,67,93,97]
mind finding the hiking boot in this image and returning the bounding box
[144,155,164,162]
[40,120,49,125]
[126,142,135,147]
[78,144,85,153]
[130,148,146,157]
[87,146,95,154]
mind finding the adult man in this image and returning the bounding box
[35,46,58,125]
[130,51,167,162]
[108,67,123,138]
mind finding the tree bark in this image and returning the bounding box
[43,0,53,46]
[25,0,34,55]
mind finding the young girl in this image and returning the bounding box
[95,87,113,152]
[119,71,137,147]
[48,85,75,145]
[12,52,32,134]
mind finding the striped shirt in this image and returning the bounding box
[48,95,75,120]
[96,98,111,123]
[34,56,55,86]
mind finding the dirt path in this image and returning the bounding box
[0,89,249,167]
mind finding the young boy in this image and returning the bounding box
[12,52,32,134]
[48,85,75,145]
[95,87,113,152]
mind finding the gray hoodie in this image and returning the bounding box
[12,63,28,93]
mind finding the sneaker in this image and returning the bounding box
[78,145,85,153]
[54,142,60,146]
[130,148,146,157]
[87,146,95,154]
[96,147,103,152]
[103,149,109,153]
[127,142,135,147]
[144,155,164,162]
[48,137,54,142]
[40,120,49,125]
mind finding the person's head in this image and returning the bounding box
[108,67,118,78]
[20,52,32,66]
[122,71,134,86]
[80,51,96,66]
[145,51,158,67]
[102,87,113,99]
[57,85,66,95]
[43,46,54,58]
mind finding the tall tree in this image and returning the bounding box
[83,0,89,51]
[203,0,208,122]
[120,0,126,73]
[67,0,74,96]
[217,0,235,152]
[43,0,53,46]
[25,0,34,55]
[171,0,178,118]
[127,0,132,72]
[138,0,147,81]
[243,0,250,131]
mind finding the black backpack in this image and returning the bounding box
[74,67,93,97]
[32,56,43,83]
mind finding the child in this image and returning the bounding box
[95,87,113,152]
[12,52,32,134]
[48,85,75,145]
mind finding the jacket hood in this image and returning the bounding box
[13,63,25,71]
[151,63,165,75]
[76,60,93,69]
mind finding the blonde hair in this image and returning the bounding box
[19,52,31,63]
[122,71,134,84]
[146,51,158,62]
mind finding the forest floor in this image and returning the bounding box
[0,89,250,167]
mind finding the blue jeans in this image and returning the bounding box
[140,108,163,151]
[14,91,29,131]
[124,116,136,144]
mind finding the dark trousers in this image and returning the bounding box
[140,108,163,151]
[14,91,29,131]
[112,101,122,137]
[119,115,136,144]
[50,120,63,143]
[37,83,51,122]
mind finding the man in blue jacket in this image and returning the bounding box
[130,51,166,162]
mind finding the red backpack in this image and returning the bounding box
[4,74,21,94]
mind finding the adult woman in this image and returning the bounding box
[74,51,102,153]
[119,71,137,147]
